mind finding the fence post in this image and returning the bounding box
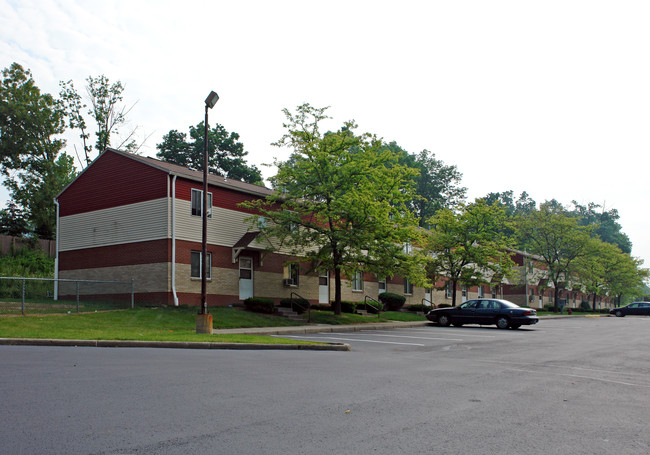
[21,278,25,316]
[131,279,135,309]
[76,281,80,313]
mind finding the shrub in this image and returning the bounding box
[378,292,406,311]
[243,297,275,314]
[279,297,310,314]
[310,303,332,312]
[362,300,383,314]
[437,303,452,308]
[337,300,357,313]
[579,301,591,310]
[405,304,428,312]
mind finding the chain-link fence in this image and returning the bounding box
[0,277,135,315]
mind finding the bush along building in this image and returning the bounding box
[54,148,614,310]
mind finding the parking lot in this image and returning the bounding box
[2,316,650,454]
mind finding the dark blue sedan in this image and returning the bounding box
[609,302,650,317]
[426,299,539,329]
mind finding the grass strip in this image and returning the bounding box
[0,307,315,344]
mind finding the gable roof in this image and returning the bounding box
[57,148,274,199]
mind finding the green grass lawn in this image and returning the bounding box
[0,306,427,344]
[0,307,308,344]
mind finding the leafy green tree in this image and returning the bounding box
[606,255,648,306]
[517,203,592,311]
[241,104,423,314]
[156,122,263,185]
[569,201,632,254]
[575,238,624,310]
[483,190,536,217]
[59,75,138,167]
[0,202,29,237]
[389,143,466,225]
[424,200,514,306]
[0,63,76,239]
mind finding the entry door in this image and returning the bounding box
[424,288,432,306]
[318,271,329,304]
[239,257,254,300]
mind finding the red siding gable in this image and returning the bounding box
[58,150,169,217]
[175,178,264,213]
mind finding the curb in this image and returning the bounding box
[0,338,350,351]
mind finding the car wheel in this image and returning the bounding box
[453,323,463,327]
[438,314,452,327]
[615,310,624,317]
[496,316,509,329]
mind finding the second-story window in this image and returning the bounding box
[191,189,213,218]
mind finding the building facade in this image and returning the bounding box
[55,149,614,310]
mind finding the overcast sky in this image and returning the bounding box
[1,0,649,267]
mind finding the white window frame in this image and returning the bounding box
[352,271,364,291]
[404,278,413,295]
[478,286,484,299]
[284,262,299,286]
[190,251,212,279]
[191,189,213,218]
[446,282,453,299]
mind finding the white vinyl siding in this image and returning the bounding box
[175,201,273,250]
[59,198,169,251]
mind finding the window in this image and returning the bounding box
[284,210,298,232]
[491,287,498,298]
[478,286,484,299]
[190,251,211,279]
[191,189,213,218]
[403,242,412,255]
[283,263,299,286]
[446,282,452,299]
[378,278,387,294]
[352,271,363,291]
[404,278,413,295]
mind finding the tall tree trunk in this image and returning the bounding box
[451,280,458,306]
[553,285,560,313]
[333,267,342,315]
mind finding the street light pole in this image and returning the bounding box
[196,90,219,334]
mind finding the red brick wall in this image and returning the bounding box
[59,239,170,270]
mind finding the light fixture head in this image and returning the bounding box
[205,91,219,109]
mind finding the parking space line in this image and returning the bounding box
[334,333,464,342]
[275,335,425,346]
[508,368,650,388]
[394,329,496,338]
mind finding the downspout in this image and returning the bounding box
[53,198,60,300]
[171,175,179,306]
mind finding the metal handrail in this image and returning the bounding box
[422,297,436,309]
[290,291,311,323]
[364,295,382,318]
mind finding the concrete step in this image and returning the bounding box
[276,307,307,321]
